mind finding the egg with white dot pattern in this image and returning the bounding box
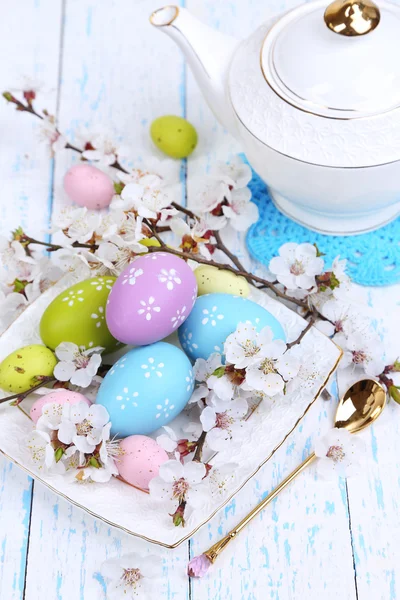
[178,293,286,361]
[40,277,120,353]
[95,341,194,437]
[106,253,198,346]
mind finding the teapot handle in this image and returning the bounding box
[324,0,380,35]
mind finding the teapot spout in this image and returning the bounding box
[150,6,238,135]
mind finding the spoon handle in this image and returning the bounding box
[204,452,316,563]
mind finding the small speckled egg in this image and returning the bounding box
[63,163,114,209]
[96,342,195,438]
[40,277,119,353]
[194,265,249,297]
[0,345,57,394]
[150,115,198,159]
[30,390,91,424]
[178,293,286,361]
[106,253,197,345]
[117,435,168,490]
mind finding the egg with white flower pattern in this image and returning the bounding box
[106,253,197,345]
[178,293,286,361]
[40,277,119,353]
[95,342,194,437]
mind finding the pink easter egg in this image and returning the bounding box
[63,163,114,210]
[117,435,168,490]
[106,252,198,345]
[30,390,91,424]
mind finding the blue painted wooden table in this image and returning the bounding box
[0,1,399,599]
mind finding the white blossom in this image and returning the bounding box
[317,298,371,337]
[119,180,171,220]
[200,397,248,451]
[193,353,223,383]
[335,331,385,376]
[40,114,67,153]
[77,125,130,166]
[210,156,252,189]
[54,342,103,388]
[221,187,259,232]
[36,401,64,431]
[156,425,180,454]
[101,553,163,600]
[245,332,299,396]
[315,427,365,479]
[225,322,278,368]
[207,374,235,401]
[269,242,324,290]
[57,401,110,453]
[149,459,210,509]
[26,429,65,474]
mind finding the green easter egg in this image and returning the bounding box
[194,265,250,297]
[0,345,57,393]
[40,277,119,353]
[150,115,198,159]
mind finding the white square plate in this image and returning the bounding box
[0,273,342,548]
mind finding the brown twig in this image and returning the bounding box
[286,314,317,350]
[171,202,196,219]
[143,219,166,248]
[7,96,308,309]
[213,230,246,273]
[147,245,308,308]
[23,236,97,251]
[193,431,207,463]
[0,377,56,405]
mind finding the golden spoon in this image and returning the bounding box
[188,378,386,577]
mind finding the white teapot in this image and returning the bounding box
[150,1,400,235]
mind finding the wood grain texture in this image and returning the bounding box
[0,1,62,598]
[0,0,399,599]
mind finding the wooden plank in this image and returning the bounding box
[343,285,400,600]
[0,458,33,600]
[0,1,62,598]
[25,482,189,600]
[189,390,358,600]
[0,0,62,238]
[24,1,190,598]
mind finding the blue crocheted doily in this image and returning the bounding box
[246,166,400,287]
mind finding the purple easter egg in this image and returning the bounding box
[106,252,197,345]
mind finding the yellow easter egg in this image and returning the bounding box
[194,265,249,297]
[0,345,57,394]
[150,116,198,159]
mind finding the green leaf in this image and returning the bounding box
[54,447,64,463]
[313,243,326,257]
[113,182,124,195]
[392,359,400,372]
[2,91,13,102]
[212,366,225,378]
[389,386,400,405]
[89,456,101,468]
[329,273,340,290]
[13,279,29,294]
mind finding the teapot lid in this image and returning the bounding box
[261,0,400,119]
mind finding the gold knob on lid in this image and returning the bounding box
[324,0,381,35]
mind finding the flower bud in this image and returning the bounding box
[389,386,400,404]
[170,502,186,527]
[2,91,15,103]
[54,447,64,463]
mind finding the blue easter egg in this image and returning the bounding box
[96,342,194,437]
[178,293,286,361]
